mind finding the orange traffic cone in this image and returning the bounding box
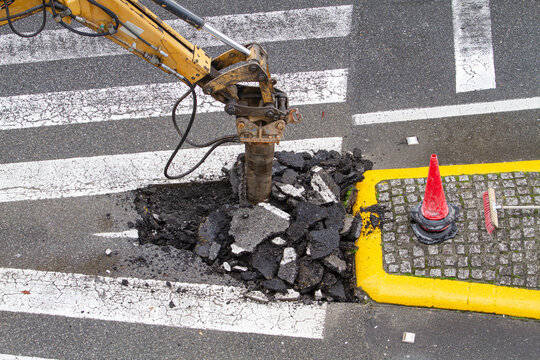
[410,154,460,245]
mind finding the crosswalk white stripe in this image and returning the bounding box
[452,0,496,93]
[0,69,348,130]
[0,5,353,66]
[0,355,57,360]
[352,97,540,125]
[0,267,327,338]
[0,137,342,203]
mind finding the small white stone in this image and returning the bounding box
[276,183,305,199]
[275,289,300,301]
[105,248,112,256]
[314,289,323,300]
[106,270,111,274]
[271,237,288,246]
[232,265,248,272]
[406,136,419,145]
[306,247,312,256]
[231,243,247,255]
[280,247,297,266]
[245,290,269,303]
[402,332,415,343]
[222,262,231,272]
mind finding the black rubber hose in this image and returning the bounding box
[164,78,238,179]
[3,0,46,38]
[171,94,238,148]
[50,0,119,37]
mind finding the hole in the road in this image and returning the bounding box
[132,149,374,303]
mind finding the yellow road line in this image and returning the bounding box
[353,160,540,319]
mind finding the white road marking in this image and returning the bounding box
[0,69,347,130]
[0,267,327,338]
[93,229,139,239]
[0,355,57,360]
[0,137,342,203]
[452,0,496,93]
[352,97,540,125]
[0,5,352,66]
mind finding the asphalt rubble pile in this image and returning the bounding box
[134,149,373,303]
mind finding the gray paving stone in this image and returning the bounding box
[430,269,442,277]
[444,268,456,277]
[471,270,483,280]
[413,258,425,269]
[400,261,412,273]
[485,270,496,281]
[413,246,424,257]
[458,269,469,279]
[458,257,468,267]
[384,253,395,264]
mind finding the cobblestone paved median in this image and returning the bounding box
[377,171,539,290]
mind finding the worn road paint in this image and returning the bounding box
[452,0,496,92]
[0,355,57,360]
[0,267,327,338]
[0,137,342,203]
[0,69,347,130]
[93,229,139,239]
[352,97,540,125]
[0,5,352,66]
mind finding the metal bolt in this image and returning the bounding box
[275,122,285,130]
[237,123,245,130]
[257,74,266,82]
[249,64,258,73]
[266,110,274,117]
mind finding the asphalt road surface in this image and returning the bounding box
[0,0,539,359]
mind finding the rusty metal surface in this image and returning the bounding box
[245,142,275,204]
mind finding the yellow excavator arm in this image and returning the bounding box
[1,0,301,203]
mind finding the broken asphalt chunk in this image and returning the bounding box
[310,166,341,204]
[251,242,282,280]
[262,278,288,293]
[322,252,347,275]
[194,209,228,261]
[274,288,301,301]
[324,203,346,231]
[275,151,305,170]
[229,203,290,253]
[308,228,340,260]
[295,202,327,227]
[345,212,363,241]
[275,182,306,199]
[296,258,324,293]
[277,247,298,285]
[281,168,299,185]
